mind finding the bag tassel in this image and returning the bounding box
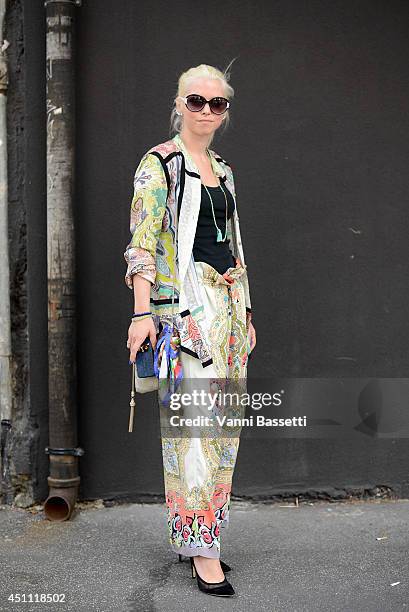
[128,363,136,432]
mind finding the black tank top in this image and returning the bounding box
[192,182,236,274]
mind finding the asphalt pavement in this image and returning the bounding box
[0,498,408,612]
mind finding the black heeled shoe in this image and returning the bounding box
[189,556,235,597]
[178,553,231,573]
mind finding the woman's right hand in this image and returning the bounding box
[127,317,158,364]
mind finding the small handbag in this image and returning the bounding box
[133,335,158,394]
[136,337,156,376]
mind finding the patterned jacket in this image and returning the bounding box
[124,133,252,368]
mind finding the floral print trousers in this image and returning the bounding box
[159,260,249,559]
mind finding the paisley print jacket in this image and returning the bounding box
[124,133,252,368]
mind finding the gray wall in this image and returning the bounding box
[14,0,409,503]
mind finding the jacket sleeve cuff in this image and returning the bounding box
[124,246,156,288]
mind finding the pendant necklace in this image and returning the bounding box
[202,149,228,243]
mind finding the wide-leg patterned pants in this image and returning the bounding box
[159,260,249,559]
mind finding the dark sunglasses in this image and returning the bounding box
[179,94,230,115]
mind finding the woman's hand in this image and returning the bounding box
[247,321,256,353]
[127,317,157,363]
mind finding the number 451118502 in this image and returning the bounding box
[8,593,66,603]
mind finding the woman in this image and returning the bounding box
[124,63,256,597]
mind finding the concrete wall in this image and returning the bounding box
[2,0,48,506]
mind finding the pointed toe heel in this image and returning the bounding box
[190,557,235,597]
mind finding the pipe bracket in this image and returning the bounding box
[45,446,85,456]
[44,0,82,7]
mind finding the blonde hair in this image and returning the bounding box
[169,59,237,145]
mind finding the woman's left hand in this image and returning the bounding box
[248,321,256,353]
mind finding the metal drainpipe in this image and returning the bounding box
[44,0,84,521]
[0,0,13,504]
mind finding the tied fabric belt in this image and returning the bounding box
[198,258,250,373]
[201,257,247,287]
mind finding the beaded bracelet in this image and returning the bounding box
[132,311,152,317]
